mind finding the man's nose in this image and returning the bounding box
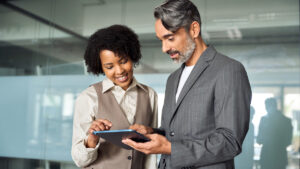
[162,41,169,53]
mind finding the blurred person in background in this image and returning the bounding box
[257,97,293,169]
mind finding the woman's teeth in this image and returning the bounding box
[117,75,127,82]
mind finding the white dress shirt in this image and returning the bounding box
[176,65,194,102]
[71,77,158,168]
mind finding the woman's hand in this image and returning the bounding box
[129,124,154,135]
[86,119,112,148]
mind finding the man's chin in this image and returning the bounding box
[172,57,187,64]
[172,58,181,64]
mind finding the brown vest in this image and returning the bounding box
[84,82,153,169]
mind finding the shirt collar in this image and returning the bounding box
[102,77,147,93]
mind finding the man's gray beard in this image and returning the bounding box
[173,36,196,64]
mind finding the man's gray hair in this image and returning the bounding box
[154,0,201,33]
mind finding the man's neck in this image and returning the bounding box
[185,38,207,66]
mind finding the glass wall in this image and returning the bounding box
[0,0,299,169]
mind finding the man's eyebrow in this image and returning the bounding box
[163,33,173,39]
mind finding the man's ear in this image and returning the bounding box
[189,21,200,38]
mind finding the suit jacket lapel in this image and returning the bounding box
[168,46,217,125]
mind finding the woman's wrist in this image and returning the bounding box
[86,136,99,148]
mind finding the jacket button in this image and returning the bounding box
[127,156,132,160]
[170,131,175,136]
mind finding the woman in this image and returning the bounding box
[71,25,158,169]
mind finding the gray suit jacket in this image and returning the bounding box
[158,46,252,169]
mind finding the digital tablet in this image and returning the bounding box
[93,129,150,150]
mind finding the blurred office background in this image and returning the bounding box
[0,0,299,169]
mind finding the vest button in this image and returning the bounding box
[127,156,132,160]
[170,131,175,136]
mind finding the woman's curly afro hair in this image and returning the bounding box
[84,24,142,75]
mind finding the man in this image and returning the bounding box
[122,0,252,168]
[257,98,292,169]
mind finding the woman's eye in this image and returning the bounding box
[105,66,113,69]
[120,58,128,64]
